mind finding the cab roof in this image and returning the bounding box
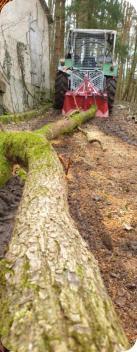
[70,29,117,35]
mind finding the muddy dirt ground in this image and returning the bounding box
[0,102,137,347]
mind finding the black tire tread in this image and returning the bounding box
[54,72,69,109]
[106,77,117,114]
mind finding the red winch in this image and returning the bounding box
[62,77,109,117]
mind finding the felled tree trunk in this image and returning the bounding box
[37,105,97,140]
[0,107,129,352]
[0,106,96,188]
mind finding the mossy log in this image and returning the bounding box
[37,105,97,139]
[0,106,97,188]
[0,103,52,125]
[0,107,129,352]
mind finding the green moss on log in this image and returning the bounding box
[16,168,27,181]
[4,132,52,166]
[0,103,52,125]
[0,129,52,188]
[36,105,97,140]
[0,259,15,339]
[0,132,11,187]
[0,106,97,188]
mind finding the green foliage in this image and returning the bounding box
[0,132,11,187]
[67,0,123,30]
[104,0,123,29]
[115,37,129,63]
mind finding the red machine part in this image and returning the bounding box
[62,77,109,117]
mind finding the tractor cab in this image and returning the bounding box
[66,29,116,68]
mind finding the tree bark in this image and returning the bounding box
[116,2,135,100]
[0,108,129,352]
[51,0,64,84]
[122,31,137,101]
[60,0,66,57]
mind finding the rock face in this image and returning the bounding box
[0,80,6,94]
[0,80,6,114]
[0,0,51,113]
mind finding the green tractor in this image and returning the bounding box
[54,29,118,116]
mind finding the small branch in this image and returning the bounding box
[78,126,104,150]
[57,154,72,175]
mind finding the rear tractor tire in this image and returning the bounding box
[106,77,117,114]
[54,71,69,109]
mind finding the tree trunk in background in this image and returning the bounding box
[50,0,66,88]
[51,0,61,86]
[77,0,89,28]
[122,31,137,101]
[129,80,137,106]
[60,0,66,57]
[0,114,129,351]
[116,62,124,100]
[48,0,55,90]
[131,81,137,106]
[116,3,135,100]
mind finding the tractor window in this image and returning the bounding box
[73,33,105,68]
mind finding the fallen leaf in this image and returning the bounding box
[123,223,133,231]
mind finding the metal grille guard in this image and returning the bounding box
[70,68,104,93]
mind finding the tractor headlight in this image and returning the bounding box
[60,59,65,66]
[110,66,114,71]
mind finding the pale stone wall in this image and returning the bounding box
[0,0,50,113]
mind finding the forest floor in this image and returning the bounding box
[0,102,137,347]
